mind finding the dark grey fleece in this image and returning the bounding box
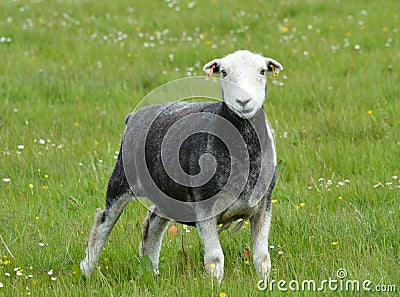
[105,101,276,223]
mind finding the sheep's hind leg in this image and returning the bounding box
[140,206,169,275]
[80,194,131,276]
[80,145,134,276]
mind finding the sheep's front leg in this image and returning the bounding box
[250,203,272,279]
[197,217,224,283]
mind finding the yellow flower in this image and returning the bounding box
[219,292,227,297]
[44,174,48,179]
[35,216,39,221]
[299,202,305,208]
[281,26,289,33]
[272,199,278,204]
[209,263,215,270]
[338,196,343,200]
[42,185,48,190]
[367,110,373,115]
[28,184,34,189]
[331,241,338,246]
[382,27,388,32]
[74,122,80,127]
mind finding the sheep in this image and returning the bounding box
[80,50,283,283]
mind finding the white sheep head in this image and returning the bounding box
[203,50,283,118]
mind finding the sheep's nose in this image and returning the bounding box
[235,98,251,107]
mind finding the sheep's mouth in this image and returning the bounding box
[240,107,254,114]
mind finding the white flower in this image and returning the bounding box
[17,145,24,150]
[0,282,3,288]
[2,178,10,183]
[39,139,46,145]
[47,269,53,276]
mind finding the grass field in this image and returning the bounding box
[1,0,399,296]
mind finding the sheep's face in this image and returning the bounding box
[203,50,283,118]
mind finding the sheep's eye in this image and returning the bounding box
[260,69,266,75]
[221,70,227,77]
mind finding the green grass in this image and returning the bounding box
[0,0,399,296]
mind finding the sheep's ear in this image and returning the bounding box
[266,58,284,76]
[203,59,221,77]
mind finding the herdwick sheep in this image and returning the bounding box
[80,50,283,283]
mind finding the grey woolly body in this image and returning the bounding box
[109,101,276,224]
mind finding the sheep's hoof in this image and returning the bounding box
[205,257,224,283]
[253,253,271,280]
[80,259,94,277]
